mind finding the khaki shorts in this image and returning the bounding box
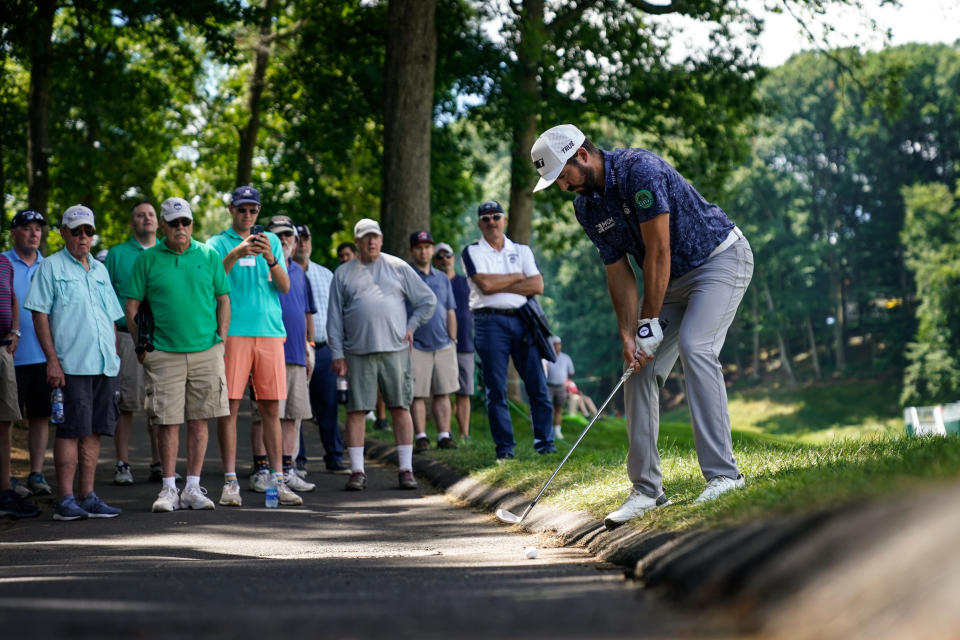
[224,336,286,400]
[345,349,412,412]
[143,343,229,424]
[456,352,475,396]
[281,364,310,420]
[0,348,21,422]
[548,383,567,409]
[116,331,145,412]
[411,342,459,398]
[250,364,309,422]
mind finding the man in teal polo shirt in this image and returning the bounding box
[126,197,231,512]
[104,200,160,486]
[25,205,124,521]
[207,185,298,508]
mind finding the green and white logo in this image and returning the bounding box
[634,190,653,209]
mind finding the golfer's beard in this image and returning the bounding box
[283,245,294,260]
[581,165,602,197]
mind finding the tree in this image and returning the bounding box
[380,0,437,257]
[900,182,960,406]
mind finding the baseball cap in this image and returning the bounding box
[11,209,47,228]
[435,242,454,257]
[61,205,96,230]
[409,229,434,248]
[160,197,193,221]
[549,335,562,345]
[267,215,296,235]
[231,185,261,206]
[294,224,310,238]
[477,201,504,216]
[531,124,586,192]
[354,218,382,238]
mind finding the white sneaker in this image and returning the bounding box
[290,467,308,480]
[694,474,745,503]
[603,490,670,529]
[277,481,303,506]
[180,485,215,510]
[151,486,180,512]
[553,426,564,440]
[283,471,315,492]
[219,481,242,507]
[249,469,271,493]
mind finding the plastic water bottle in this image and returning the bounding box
[265,474,279,509]
[50,388,65,424]
[337,376,349,405]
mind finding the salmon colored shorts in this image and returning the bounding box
[224,336,287,400]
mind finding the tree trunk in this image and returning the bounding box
[762,277,796,386]
[27,0,55,217]
[380,0,436,258]
[805,313,822,381]
[828,253,847,373]
[750,288,760,380]
[505,0,545,246]
[236,0,278,188]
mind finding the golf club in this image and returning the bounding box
[495,366,635,525]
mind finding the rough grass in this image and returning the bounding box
[382,380,960,532]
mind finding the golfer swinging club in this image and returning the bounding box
[531,125,754,528]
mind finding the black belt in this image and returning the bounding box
[0,339,10,346]
[314,341,327,348]
[117,326,130,333]
[473,307,519,316]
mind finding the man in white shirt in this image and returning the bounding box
[461,201,554,460]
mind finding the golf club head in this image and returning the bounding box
[495,508,523,524]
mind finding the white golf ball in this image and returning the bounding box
[524,546,538,559]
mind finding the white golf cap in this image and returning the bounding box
[160,197,193,221]
[531,124,586,192]
[354,218,382,239]
[61,204,96,230]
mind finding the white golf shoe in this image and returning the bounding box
[283,470,315,492]
[180,485,215,510]
[277,481,303,506]
[151,486,180,512]
[603,490,670,529]
[694,474,745,503]
[249,469,271,493]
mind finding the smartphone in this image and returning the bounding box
[250,224,265,236]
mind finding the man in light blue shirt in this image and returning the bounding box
[25,205,124,521]
[4,209,53,496]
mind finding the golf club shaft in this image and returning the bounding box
[523,367,634,514]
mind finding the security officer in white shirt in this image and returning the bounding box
[461,201,554,460]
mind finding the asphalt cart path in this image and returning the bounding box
[0,410,708,639]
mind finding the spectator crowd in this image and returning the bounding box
[1,189,568,521]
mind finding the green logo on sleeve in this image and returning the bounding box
[634,190,653,209]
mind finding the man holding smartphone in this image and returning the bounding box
[207,186,298,508]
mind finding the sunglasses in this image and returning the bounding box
[235,207,259,215]
[166,218,192,228]
[436,253,453,259]
[276,231,294,238]
[479,213,503,223]
[69,226,95,237]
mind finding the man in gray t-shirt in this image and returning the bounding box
[327,218,436,491]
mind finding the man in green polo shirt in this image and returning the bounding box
[104,200,161,486]
[126,197,231,512]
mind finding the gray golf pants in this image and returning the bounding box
[625,236,753,497]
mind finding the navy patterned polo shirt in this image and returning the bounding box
[573,148,734,278]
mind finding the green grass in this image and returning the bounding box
[371,380,960,532]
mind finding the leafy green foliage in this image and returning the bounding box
[900,182,960,405]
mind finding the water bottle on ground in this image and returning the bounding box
[265,474,279,509]
[337,376,349,405]
[50,388,65,424]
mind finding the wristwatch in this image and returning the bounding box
[10,329,20,337]
[267,258,279,268]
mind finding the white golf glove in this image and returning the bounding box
[635,318,664,358]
